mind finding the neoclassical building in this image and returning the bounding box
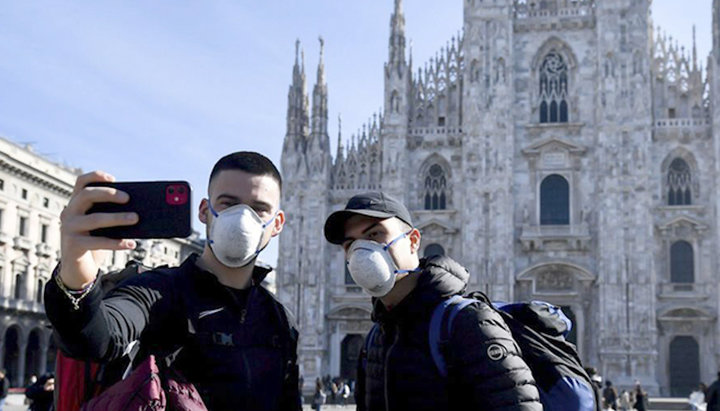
[0,136,203,387]
[277,0,720,396]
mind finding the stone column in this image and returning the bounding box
[16,334,26,387]
[39,336,49,376]
[330,330,341,377]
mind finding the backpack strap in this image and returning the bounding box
[428,295,477,378]
[360,323,380,371]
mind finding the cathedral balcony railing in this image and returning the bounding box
[409,126,463,136]
[654,117,708,131]
[13,236,32,252]
[513,0,595,20]
[35,243,53,258]
[519,222,591,252]
[657,282,713,300]
[0,296,45,313]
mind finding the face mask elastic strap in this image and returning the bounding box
[393,268,420,275]
[383,229,414,251]
[260,210,280,229]
[208,201,220,218]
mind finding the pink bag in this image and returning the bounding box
[80,354,207,411]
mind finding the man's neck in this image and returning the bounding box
[379,272,420,310]
[197,246,254,289]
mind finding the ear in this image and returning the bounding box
[408,228,421,254]
[199,198,209,224]
[270,210,285,237]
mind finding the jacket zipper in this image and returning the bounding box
[384,324,400,411]
[239,308,247,324]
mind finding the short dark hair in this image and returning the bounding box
[209,151,282,191]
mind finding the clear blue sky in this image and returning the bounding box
[0,1,712,266]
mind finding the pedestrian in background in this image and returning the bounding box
[25,373,54,411]
[312,379,326,411]
[618,389,632,411]
[633,382,649,411]
[0,370,9,411]
[603,380,618,410]
[689,382,707,411]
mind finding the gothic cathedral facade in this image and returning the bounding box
[278,0,720,396]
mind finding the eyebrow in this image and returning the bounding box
[362,222,382,235]
[342,221,383,244]
[215,194,240,202]
[215,194,273,210]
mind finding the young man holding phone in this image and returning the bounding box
[45,152,301,410]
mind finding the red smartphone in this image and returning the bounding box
[86,181,192,239]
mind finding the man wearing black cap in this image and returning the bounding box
[324,191,542,411]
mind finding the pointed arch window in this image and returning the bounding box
[670,240,694,283]
[539,51,569,123]
[540,174,569,225]
[424,164,447,210]
[667,158,692,206]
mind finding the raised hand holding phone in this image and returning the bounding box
[86,181,192,239]
[59,171,139,290]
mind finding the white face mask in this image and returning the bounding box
[346,230,415,297]
[207,202,276,268]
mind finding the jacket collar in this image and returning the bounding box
[184,253,273,287]
[371,255,469,323]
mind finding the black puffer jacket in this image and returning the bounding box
[355,255,542,411]
[45,254,300,411]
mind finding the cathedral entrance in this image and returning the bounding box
[515,262,595,361]
[340,334,363,381]
[669,336,699,397]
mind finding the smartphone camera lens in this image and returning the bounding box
[178,187,185,194]
[168,187,175,194]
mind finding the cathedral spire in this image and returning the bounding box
[336,114,344,160]
[285,39,309,150]
[294,39,300,67]
[317,36,325,85]
[388,0,406,68]
[714,0,720,62]
[692,25,698,72]
[408,38,413,71]
[311,36,329,152]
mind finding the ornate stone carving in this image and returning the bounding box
[536,271,574,292]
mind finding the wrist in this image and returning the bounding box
[53,263,98,310]
[58,262,97,291]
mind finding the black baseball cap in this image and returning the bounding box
[324,191,413,244]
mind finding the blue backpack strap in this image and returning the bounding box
[361,323,380,370]
[428,295,476,378]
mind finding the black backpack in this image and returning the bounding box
[428,291,598,411]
